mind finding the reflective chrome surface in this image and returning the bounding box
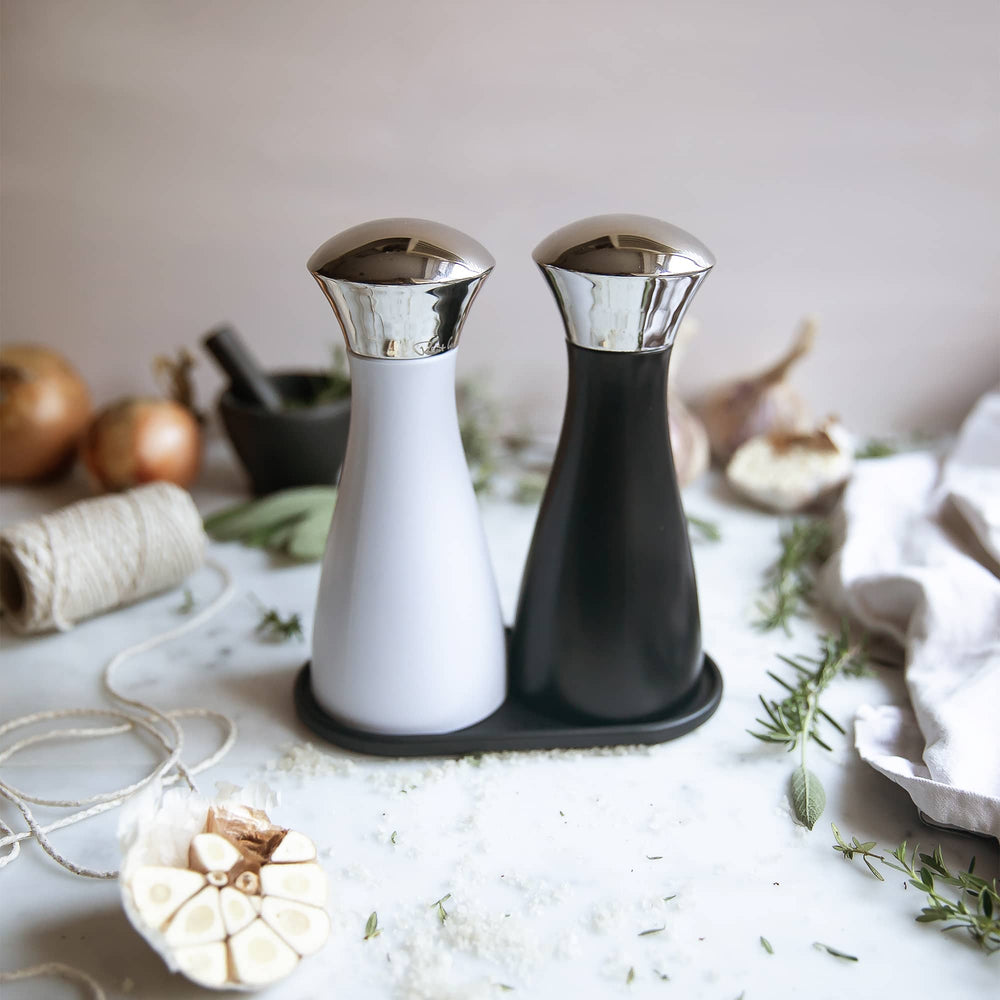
[533,214,715,353]
[308,218,494,359]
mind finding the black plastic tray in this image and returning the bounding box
[293,655,722,757]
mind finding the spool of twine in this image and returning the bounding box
[0,481,205,634]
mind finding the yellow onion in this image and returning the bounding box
[82,397,201,492]
[0,344,92,482]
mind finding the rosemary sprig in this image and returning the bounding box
[755,519,832,633]
[832,825,1000,954]
[687,514,722,543]
[748,626,868,829]
[251,595,303,642]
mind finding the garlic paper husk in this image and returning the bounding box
[669,398,710,487]
[725,419,854,513]
[665,318,710,487]
[697,318,817,464]
[119,783,329,991]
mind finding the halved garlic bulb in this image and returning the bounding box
[121,798,329,991]
[726,419,854,512]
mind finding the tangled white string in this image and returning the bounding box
[0,961,107,998]
[0,484,238,879]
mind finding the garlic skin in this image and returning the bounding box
[697,318,816,464]
[725,419,854,513]
[669,399,710,487]
[666,317,710,487]
[119,787,329,991]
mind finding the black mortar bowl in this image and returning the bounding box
[218,372,350,496]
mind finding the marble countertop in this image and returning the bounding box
[2,450,997,999]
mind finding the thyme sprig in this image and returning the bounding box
[755,519,832,633]
[749,626,868,829]
[832,825,1000,954]
[250,595,303,642]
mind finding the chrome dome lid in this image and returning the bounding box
[308,218,494,359]
[533,214,715,353]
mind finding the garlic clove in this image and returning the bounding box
[220,885,257,937]
[190,832,243,874]
[164,885,226,947]
[269,830,317,864]
[259,862,327,907]
[173,942,229,989]
[261,897,331,956]
[726,420,853,512]
[228,919,300,985]
[129,866,206,930]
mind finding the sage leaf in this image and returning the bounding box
[790,765,826,830]
[205,486,336,561]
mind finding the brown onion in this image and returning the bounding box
[82,397,201,492]
[0,344,93,482]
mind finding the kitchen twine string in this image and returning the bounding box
[0,483,238,881]
[0,962,107,999]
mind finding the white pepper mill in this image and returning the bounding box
[306,219,506,735]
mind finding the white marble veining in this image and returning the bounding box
[1,459,997,999]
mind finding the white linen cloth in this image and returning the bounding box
[820,391,1000,840]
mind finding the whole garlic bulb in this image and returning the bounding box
[666,317,710,487]
[120,792,329,991]
[669,398,710,487]
[697,318,816,464]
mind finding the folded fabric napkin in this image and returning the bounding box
[819,391,1000,840]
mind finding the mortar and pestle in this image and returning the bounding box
[203,326,350,495]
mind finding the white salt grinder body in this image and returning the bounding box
[307,219,506,735]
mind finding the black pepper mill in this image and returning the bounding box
[510,214,716,724]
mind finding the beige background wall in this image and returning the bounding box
[2,0,998,436]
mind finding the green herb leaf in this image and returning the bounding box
[855,439,896,460]
[760,935,774,954]
[364,911,380,940]
[626,967,635,985]
[813,942,858,962]
[251,596,303,642]
[639,926,665,936]
[790,765,826,830]
[430,893,452,923]
[204,487,337,562]
[175,587,195,614]
[390,831,397,845]
[687,514,722,543]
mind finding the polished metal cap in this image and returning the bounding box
[533,214,715,353]
[308,218,494,359]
